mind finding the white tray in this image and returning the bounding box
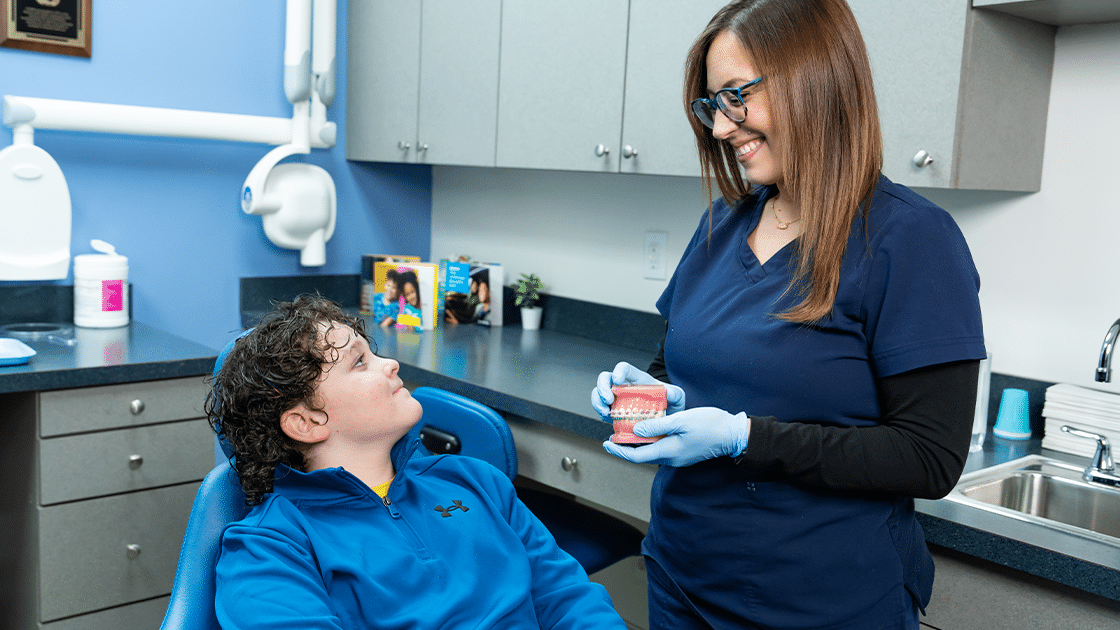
[0,338,36,366]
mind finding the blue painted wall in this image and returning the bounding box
[0,0,432,350]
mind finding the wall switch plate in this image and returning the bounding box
[644,231,667,280]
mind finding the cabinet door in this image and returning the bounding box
[346,2,421,163]
[619,0,728,177]
[496,0,630,172]
[849,0,967,188]
[415,0,501,166]
[38,483,198,622]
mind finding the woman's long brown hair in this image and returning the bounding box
[684,0,882,323]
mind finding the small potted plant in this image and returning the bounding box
[514,273,544,330]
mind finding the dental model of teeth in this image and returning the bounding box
[609,384,667,445]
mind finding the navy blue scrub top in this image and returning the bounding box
[647,176,985,629]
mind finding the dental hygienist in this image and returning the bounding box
[591,1,985,628]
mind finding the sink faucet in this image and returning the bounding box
[1060,425,1120,488]
[1096,317,1120,382]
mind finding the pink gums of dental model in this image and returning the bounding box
[609,384,667,445]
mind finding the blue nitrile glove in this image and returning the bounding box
[602,407,750,467]
[590,361,686,419]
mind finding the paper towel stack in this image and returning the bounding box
[1042,383,1120,458]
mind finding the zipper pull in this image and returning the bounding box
[381,493,402,518]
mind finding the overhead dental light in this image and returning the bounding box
[1,0,339,272]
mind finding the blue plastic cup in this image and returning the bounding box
[993,388,1031,440]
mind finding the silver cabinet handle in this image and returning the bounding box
[417,143,429,152]
[561,457,578,471]
[398,141,411,151]
[129,399,145,415]
[126,544,142,559]
[623,145,638,159]
[128,454,144,470]
[912,150,933,168]
[594,144,610,157]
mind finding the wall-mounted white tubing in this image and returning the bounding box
[3,95,334,149]
[285,0,312,103]
[290,100,312,152]
[310,95,336,146]
[312,0,337,108]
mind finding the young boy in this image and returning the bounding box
[207,294,626,629]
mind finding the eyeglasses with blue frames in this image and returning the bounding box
[690,76,765,129]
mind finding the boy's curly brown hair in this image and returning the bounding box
[205,294,370,506]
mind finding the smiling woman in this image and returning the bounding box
[590,1,986,628]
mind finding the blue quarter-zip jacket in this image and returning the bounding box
[214,439,626,629]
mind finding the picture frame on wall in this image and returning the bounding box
[1,0,92,58]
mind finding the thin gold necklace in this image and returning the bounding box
[769,197,800,230]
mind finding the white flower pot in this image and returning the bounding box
[520,306,543,331]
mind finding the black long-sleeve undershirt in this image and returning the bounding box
[647,329,979,500]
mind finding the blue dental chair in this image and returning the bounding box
[160,333,643,630]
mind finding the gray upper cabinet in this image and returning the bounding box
[347,0,1058,191]
[851,0,1055,191]
[495,0,630,172]
[346,1,501,166]
[974,0,1120,26]
[496,0,726,177]
[619,0,729,177]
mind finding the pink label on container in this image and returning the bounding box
[102,279,124,312]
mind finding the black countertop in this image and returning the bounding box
[0,321,218,394]
[363,322,1120,603]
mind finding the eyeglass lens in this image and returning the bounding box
[691,85,750,129]
[692,92,746,129]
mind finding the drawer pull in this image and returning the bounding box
[561,457,578,472]
[128,454,144,470]
[129,399,145,415]
[126,544,142,559]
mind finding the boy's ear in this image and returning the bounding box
[280,404,329,445]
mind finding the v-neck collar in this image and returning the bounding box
[738,186,798,282]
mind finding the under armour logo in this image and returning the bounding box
[434,500,470,518]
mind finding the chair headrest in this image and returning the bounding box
[213,328,255,377]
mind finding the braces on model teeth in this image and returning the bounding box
[609,384,668,445]
[609,403,667,420]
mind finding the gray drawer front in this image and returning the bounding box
[39,483,198,622]
[40,377,209,437]
[508,418,656,522]
[41,596,169,630]
[40,419,214,505]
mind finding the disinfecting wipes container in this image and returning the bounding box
[74,240,129,328]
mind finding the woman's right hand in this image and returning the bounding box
[591,361,686,420]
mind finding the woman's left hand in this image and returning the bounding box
[602,408,751,467]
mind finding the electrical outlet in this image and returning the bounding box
[644,231,667,280]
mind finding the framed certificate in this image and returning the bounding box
[2,0,91,58]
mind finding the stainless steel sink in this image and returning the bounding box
[920,454,1120,570]
[955,457,1120,538]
